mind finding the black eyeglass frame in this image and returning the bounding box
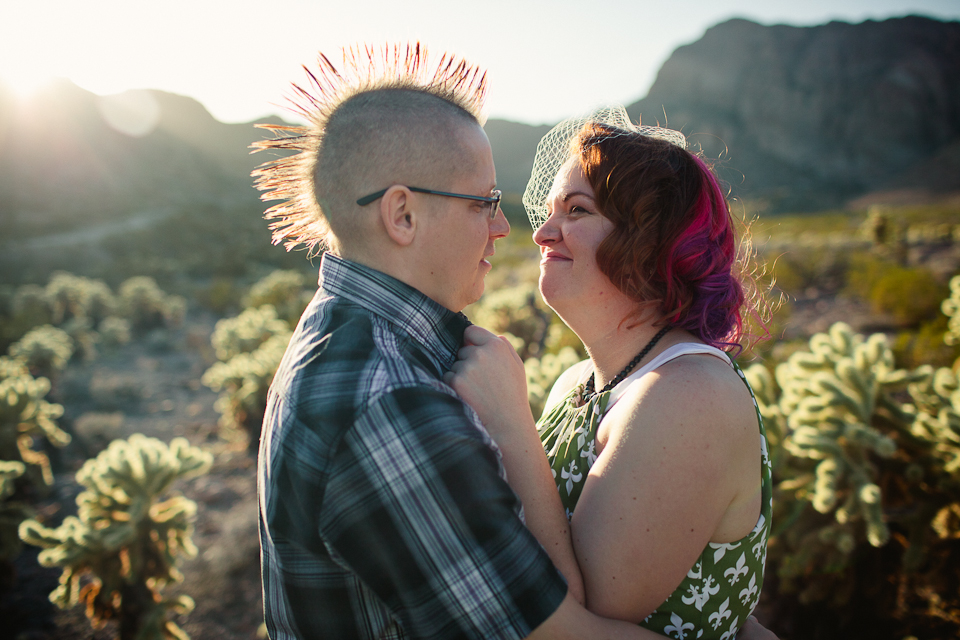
[356,186,502,219]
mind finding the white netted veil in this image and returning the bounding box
[521,105,686,229]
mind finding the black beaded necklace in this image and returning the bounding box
[572,325,672,407]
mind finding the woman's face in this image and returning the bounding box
[533,158,620,314]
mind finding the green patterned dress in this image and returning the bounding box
[538,344,772,640]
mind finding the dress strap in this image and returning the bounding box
[606,343,731,408]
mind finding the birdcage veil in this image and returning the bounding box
[521,105,686,229]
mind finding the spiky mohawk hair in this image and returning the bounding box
[251,43,488,254]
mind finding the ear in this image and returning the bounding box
[379,185,417,247]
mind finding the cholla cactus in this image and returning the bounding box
[202,333,289,448]
[0,356,69,486]
[0,459,28,561]
[469,284,553,361]
[763,321,960,617]
[19,434,212,640]
[99,316,133,348]
[8,324,74,380]
[117,277,186,334]
[210,305,291,361]
[943,274,960,347]
[46,272,116,326]
[244,270,313,327]
[524,347,582,418]
[772,324,913,573]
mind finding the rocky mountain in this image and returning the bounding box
[627,15,960,210]
[1,13,958,262]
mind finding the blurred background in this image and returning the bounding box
[2,1,960,638]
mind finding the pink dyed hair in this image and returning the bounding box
[576,123,758,352]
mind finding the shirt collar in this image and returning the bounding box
[319,254,471,370]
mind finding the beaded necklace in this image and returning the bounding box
[570,325,672,408]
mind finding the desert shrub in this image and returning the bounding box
[766,245,854,297]
[209,305,290,362]
[744,322,960,638]
[202,333,289,449]
[869,266,948,327]
[8,325,74,380]
[845,256,947,326]
[1,284,53,349]
[117,277,186,334]
[244,270,313,327]
[892,317,960,370]
[19,434,212,640]
[197,278,243,315]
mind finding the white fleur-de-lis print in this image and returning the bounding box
[708,597,732,630]
[760,436,770,468]
[719,616,740,640]
[681,585,705,610]
[724,552,749,585]
[643,608,658,624]
[560,460,581,495]
[752,528,768,560]
[710,541,740,563]
[702,576,720,599]
[739,573,758,606]
[583,438,597,466]
[686,561,702,580]
[664,612,695,639]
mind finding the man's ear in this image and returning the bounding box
[379,185,416,247]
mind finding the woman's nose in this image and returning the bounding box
[533,214,560,246]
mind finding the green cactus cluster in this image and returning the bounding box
[117,277,186,334]
[18,434,212,640]
[202,333,289,448]
[0,356,70,487]
[943,274,960,346]
[744,317,960,626]
[243,269,313,327]
[2,272,184,360]
[0,459,28,561]
[209,304,291,361]
[524,347,583,418]
[8,324,75,380]
[203,304,292,448]
[468,284,555,361]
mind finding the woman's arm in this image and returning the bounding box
[446,326,585,604]
[572,355,762,621]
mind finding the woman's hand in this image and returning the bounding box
[444,325,534,442]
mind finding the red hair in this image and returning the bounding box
[575,123,759,352]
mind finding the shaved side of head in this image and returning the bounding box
[315,89,482,254]
[251,44,488,256]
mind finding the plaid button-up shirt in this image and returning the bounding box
[258,254,567,640]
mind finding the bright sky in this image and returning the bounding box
[3,0,959,126]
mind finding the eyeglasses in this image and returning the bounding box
[356,186,502,220]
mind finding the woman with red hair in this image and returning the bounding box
[448,107,771,640]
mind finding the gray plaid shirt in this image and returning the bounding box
[258,254,567,640]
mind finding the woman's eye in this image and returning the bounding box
[570,205,591,215]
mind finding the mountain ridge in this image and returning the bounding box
[1,14,958,255]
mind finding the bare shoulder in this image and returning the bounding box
[542,358,592,413]
[606,353,757,447]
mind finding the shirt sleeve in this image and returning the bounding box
[319,385,568,640]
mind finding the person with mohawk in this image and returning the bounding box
[253,44,776,640]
